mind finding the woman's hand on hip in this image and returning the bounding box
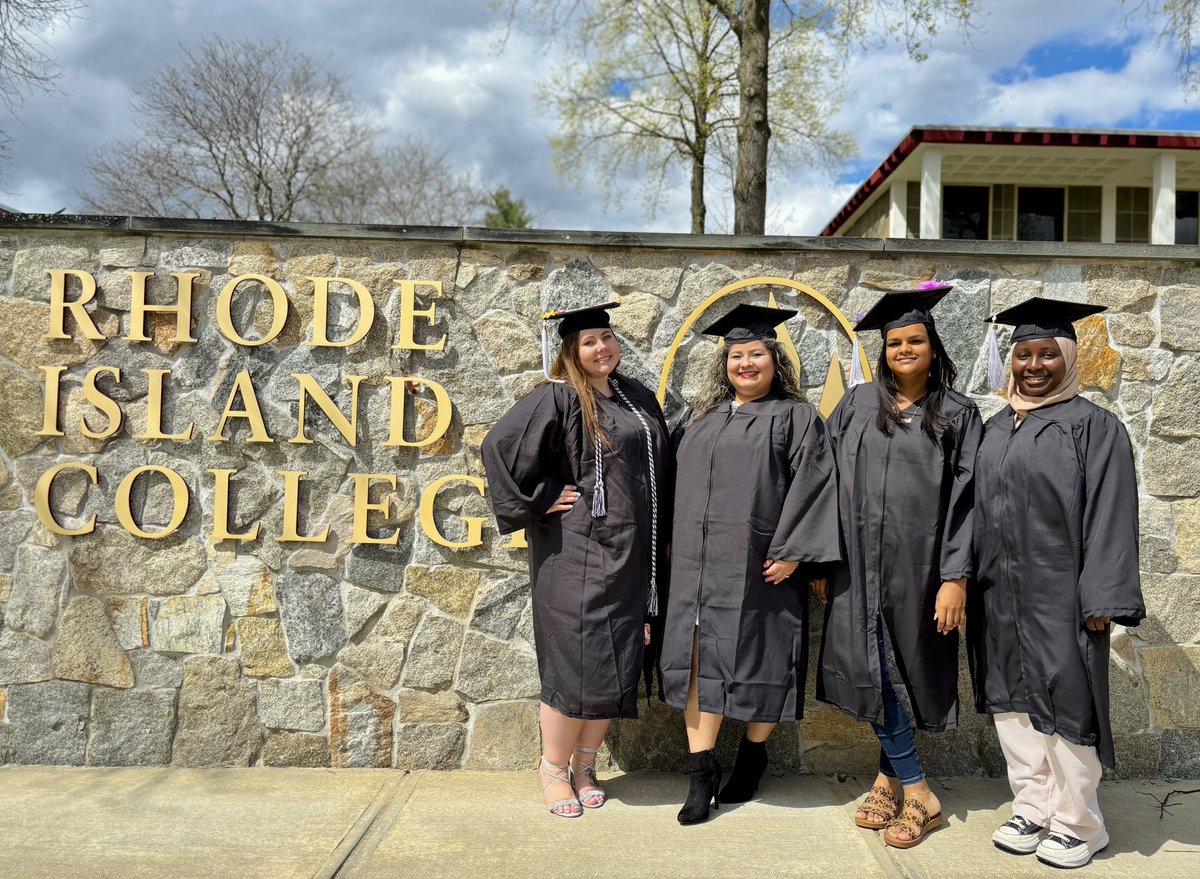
[934,578,967,634]
[811,578,828,603]
[763,558,799,585]
[546,484,579,514]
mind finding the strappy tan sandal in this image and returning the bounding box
[883,796,942,848]
[571,746,606,809]
[855,784,900,829]
[539,756,582,818]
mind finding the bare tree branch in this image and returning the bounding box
[78,35,483,224]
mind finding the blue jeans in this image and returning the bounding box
[871,624,924,786]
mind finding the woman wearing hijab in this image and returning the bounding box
[968,297,1144,869]
[660,303,841,826]
[816,284,982,849]
[482,301,672,818]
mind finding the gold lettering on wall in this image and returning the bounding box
[419,474,485,549]
[81,366,123,439]
[209,371,273,443]
[291,374,365,446]
[349,473,401,545]
[383,376,452,447]
[216,274,289,346]
[310,277,374,347]
[393,280,447,351]
[35,462,98,536]
[37,365,67,437]
[208,468,260,541]
[278,470,330,543]
[44,270,105,340]
[126,271,199,344]
[115,465,190,539]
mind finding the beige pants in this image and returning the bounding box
[994,712,1105,842]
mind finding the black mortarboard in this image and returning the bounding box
[700,303,797,344]
[990,297,1106,343]
[855,283,953,337]
[542,300,621,339]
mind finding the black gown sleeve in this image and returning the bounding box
[938,402,983,582]
[481,384,571,535]
[767,403,842,567]
[1078,410,1145,626]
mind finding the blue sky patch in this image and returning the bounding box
[993,35,1133,84]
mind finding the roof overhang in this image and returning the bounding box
[821,126,1200,236]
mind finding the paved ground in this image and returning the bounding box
[1,767,1198,878]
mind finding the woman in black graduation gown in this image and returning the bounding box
[482,301,671,818]
[816,284,982,849]
[968,297,1144,869]
[660,304,841,825]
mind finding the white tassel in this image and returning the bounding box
[541,321,565,384]
[848,335,866,387]
[591,430,607,519]
[986,322,1005,392]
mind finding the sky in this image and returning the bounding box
[2,0,1200,236]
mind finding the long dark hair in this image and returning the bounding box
[874,322,958,440]
[689,337,805,423]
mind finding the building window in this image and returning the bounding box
[991,184,1015,241]
[1116,187,1150,244]
[1177,190,1199,245]
[1017,187,1064,241]
[906,181,920,238]
[942,186,990,239]
[1066,186,1102,242]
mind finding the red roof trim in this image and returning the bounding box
[820,126,1200,237]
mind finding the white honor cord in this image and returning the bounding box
[609,377,659,616]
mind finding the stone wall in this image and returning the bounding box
[0,217,1196,777]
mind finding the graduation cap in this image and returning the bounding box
[700,303,797,344]
[539,300,621,382]
[847,281,953,387]
[983,297,1107,392]
[855,282,953,335]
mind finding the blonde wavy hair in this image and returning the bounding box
[689,336,805,423]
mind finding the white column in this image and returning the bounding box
[887,183,908,238]
[1101,184,1117,244]
[920,148,942,239]
[1152,153,1176,245]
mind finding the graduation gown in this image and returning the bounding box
[817,384,982,732]
[481,375,671,720]
[967,396,1144,768]
[660,394,841,724]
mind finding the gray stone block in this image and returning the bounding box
[257,678,324,732]
[171,656,262,767]
[89,688,176,766]
[276,570,346,664]
[6,545,66,637]
[6,681,89,765]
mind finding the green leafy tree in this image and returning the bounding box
[494,1,975,234]
[484,186,534,228]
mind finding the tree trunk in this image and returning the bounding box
[733,0,769,235]
[691,135,707,234]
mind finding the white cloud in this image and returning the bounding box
[2,0,1197,233]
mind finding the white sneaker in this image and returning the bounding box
[992,815,1046,855]
[1035,830,1110,869]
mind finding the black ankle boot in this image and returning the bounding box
[718,736,768,804]
[677,749,722,825]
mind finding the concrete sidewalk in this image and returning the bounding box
[1,768,1198,879]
